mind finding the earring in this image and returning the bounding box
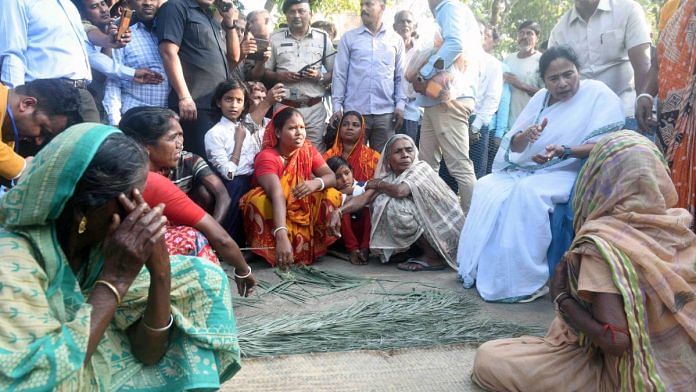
[78,217,87,234]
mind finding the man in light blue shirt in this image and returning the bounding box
[410,0,481,214]
[331,0,407,153]
[0,0,100,122]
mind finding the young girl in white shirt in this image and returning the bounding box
[204,79,285,243]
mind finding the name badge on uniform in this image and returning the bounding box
[280,43,294,47]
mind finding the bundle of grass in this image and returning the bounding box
[237,291,544,357]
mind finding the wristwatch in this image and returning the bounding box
[222,20,239,31]
[560,145,572,160]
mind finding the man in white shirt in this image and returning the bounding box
[503,21,544,128]
[471,23,503,179]
[549,0,651,129]
[0,0,99,121]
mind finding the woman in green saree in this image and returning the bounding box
[0,123,247,390]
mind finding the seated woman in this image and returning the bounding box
[204,79,284,243]
[329,134,465,271]
[240,107,342,267]
[118,106,230,224]
[120,109,255,270]
[323,110,381,182]
[327,156,371,265]
[0,124,255,390]
[457,46,625,302]
[472,131,696,391]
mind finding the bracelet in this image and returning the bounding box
[230,153,241,162]
[636,93,654,103]
[234,265,252,279]
[273,226,288,237]
[95,280,122,306]
[377,179,384,190]
[316,177,325,191]
[179,96,192,101]
[553,292,572,311]
[143,314,174,332]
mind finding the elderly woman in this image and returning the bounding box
[120,108,256,271]
[323,111,381,182]
[239,107,342,267]
[457,46,625,302]
[472,131,696,390]
[329,134,465,271]
[118,107,231,223]
[0,124,253,390]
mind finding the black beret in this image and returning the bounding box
[282,0,310,13]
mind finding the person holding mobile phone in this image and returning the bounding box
[264,0,335,153]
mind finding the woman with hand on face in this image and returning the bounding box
[240,107,342,268]
[457,46,626,303]
[0,124,245,390]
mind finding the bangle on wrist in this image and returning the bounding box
[234,265,252,279]
[95,280,122,306]
[143,314,174,332]
[553,291,572,312]
[273,226,288,237]
[179,96,192,101]
[636,93,654,103]
[316,177,325,191]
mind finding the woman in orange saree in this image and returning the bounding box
[323,111,380,181]
[240,107,342,267]
[637,0,696,216]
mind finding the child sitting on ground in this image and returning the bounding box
[327,156,371,265]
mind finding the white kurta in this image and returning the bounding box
[457,80,625,302]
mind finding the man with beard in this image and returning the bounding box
[503,21,544,127]
[331,0,406,153]
[103,0,170,125]
[264,0,333,152]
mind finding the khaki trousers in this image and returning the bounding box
[419,98,476,214]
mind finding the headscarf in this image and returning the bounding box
[0,123,119,301]
[571,131,696,390]
[322,111,380,181]
[0,123,120,386]
[370,134,465,268]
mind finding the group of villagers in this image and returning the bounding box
[0,40,695,390]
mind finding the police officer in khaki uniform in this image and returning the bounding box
[264,0,334,152]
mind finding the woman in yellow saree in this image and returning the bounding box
[240,107,342,267]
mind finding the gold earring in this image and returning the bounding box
[78,217,87,234]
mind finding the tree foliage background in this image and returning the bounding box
[264,0,665,54]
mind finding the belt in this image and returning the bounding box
[280,97,322,108]
[61,78,89,89]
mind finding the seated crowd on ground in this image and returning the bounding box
[0,0,694,390]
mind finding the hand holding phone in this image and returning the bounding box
[117,9,134,41]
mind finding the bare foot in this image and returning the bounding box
[349,249,368,265]
[359,248,369,263]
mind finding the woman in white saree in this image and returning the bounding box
[457,46,625,302]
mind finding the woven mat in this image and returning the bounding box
[221,344,484,392]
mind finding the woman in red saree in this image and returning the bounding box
[240,107,342,267]
[323,111,380,181]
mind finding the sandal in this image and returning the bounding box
[397,258,447,272]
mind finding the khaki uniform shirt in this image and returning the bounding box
[549,0,651,115]
[267,27,334,100]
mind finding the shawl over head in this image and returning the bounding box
[322,111,380,181]
[370,134,465,268]
[571,131,696,390]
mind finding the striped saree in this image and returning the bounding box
[0,124,241,390]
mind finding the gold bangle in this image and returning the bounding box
[95,280,122,306]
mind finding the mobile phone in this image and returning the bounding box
[117,9,134,40]
[247,38,269,61]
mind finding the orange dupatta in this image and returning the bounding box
[658,0,696,215]
[322,111,380,182]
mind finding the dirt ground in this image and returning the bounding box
[220,254,555,391]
